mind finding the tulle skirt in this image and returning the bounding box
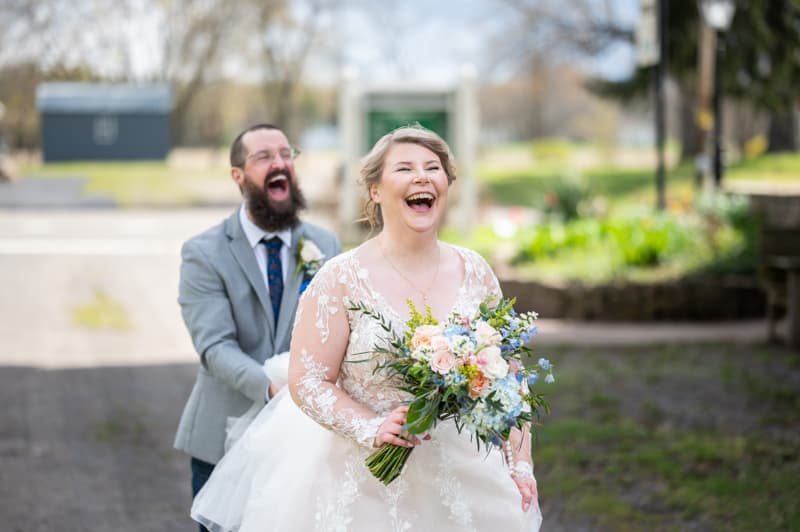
[191,390,542,532]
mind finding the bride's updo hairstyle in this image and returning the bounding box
[359,125,457,230]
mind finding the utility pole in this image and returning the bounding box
[636,0,667,210]
[654,0,668,210]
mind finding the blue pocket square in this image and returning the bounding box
[299,278,311,295]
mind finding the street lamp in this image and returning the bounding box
[699,0,736,189]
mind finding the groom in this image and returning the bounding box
[174,123,341,530]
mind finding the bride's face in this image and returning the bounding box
[371,142,450,234]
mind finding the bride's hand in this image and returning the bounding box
[373,405,420,448]
[512,473,538,513]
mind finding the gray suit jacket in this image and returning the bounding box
[174,209,341,464]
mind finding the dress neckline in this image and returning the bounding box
[350,242,470,325]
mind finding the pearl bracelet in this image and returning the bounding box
[504,441,534,479]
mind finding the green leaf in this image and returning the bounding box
[405,394,440,434]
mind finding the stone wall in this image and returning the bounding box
[500,276,766,320]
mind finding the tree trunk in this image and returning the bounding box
[767,107,798,152]
[678,80,702,163]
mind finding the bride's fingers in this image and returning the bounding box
[377,431,414,447]
[513,477,533,512]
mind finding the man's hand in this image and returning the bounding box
[267,381,283,399]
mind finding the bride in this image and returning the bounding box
[192,126,543,531]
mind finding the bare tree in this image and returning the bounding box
[152,0,238,143]
[233,0,337,138]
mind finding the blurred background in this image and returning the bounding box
[0,1,798,530]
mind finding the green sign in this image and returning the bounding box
[366,110,449,149]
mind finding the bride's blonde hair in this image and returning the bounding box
[358,125,457,230]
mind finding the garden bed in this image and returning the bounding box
[501,275,766,320]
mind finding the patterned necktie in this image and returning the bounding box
[264,236,283,325]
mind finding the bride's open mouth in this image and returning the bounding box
[405,192,435,213]
[266,174,290,202]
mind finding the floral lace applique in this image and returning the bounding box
[295,349,384,448]
[301,268,341,345]
[434,437,476,531]
[382,477,413,532]
[315,457,364,531]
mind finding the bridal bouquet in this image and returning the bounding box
[348,295,555,485]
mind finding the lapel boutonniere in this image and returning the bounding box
[296,236,325,294]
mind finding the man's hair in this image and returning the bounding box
[230,123,282,168]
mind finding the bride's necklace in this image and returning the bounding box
[378,240,441,303]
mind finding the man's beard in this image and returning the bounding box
[242,169,307,232]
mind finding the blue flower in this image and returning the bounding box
[444,325,469,338]
[527,373,539,385]
[445,372,466,386]
[545,373,555,384]
[538,358,551,371]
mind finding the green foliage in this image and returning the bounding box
[505,196,757,283]
[589,1,800,114]
[542,173,589,221]
[405,299,437,332]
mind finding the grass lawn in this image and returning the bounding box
[531,342,800,531]
[16,143,798,208]
[18,159,230,206]
[479,146,799,212]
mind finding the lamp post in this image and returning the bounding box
[699,0,736,189]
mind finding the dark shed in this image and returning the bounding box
[36,83,172,162]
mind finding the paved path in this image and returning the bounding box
[0,208,773,532]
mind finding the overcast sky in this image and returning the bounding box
[303,0,641,86]
[1,0,641,86]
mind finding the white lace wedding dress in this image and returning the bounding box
[191,245,543,532]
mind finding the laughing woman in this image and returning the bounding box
[191,126,543,532]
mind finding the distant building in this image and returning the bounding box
[36,83,172,162]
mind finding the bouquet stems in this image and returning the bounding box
[365,444,414,485]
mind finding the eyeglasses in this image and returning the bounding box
[245,147,301,165]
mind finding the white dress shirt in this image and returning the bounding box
[238,204,292,292]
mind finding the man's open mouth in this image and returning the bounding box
[405,192,435,212]
[266,174,290,202]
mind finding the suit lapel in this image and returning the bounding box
[225,211,276,337]
[274,224,305,348]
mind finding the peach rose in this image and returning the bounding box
[468,372,490,398]
[410,325,444,350]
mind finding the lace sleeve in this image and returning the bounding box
[465,247,503,300]
[506,425,534,479]
[287,259,385,448]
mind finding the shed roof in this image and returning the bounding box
[36,83,172,113]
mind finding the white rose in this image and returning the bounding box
[430,349,457,375]
[474,320,502,347]
[300,240,324,262]
[479,346,508,379]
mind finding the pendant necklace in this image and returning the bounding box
[378,240,441,303]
